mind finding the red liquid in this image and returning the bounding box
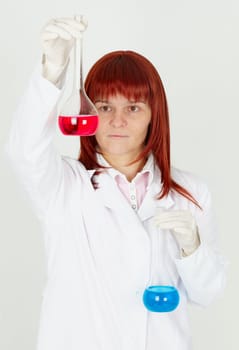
[58,115,99,136]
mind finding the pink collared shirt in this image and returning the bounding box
[115,172,150,210]
[97,155,154,211]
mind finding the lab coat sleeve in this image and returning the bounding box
[174,181,228,307]
[5,63,65,221]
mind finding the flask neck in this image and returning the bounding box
[73,36,84,92]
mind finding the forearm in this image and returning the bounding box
[175,184,228,307]
[6,63,62,155]
[175,243,227,306]
[5,63,64,219]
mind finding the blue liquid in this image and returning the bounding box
[143,286,180,312]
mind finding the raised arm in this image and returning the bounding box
[5,17,88,220]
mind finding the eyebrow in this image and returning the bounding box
[94,99,146,104]
[94,100,109,103]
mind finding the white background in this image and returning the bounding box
[0,0,238,349]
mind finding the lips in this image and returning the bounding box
[108,134,128,138]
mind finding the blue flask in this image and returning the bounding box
[143,285,180,312]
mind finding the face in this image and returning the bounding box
[94,94,151,159]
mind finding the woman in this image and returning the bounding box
[6,17,227,350]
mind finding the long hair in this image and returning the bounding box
[79,50,199,206]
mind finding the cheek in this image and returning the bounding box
[140,121,151,135]
[95,123,107,145]
[95,130,103,144]
[95,119,105,135]
[137,123,151,142]
[96,117,107,131]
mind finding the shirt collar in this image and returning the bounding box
[96,153,154,188]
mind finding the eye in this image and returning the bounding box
[96,104,112,113]
[128,105,140,112]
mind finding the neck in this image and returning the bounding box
[101,153,147,182]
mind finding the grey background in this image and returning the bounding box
[0,0,238,349]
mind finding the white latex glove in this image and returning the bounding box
[155,210,200,257]
[40,16,88,87]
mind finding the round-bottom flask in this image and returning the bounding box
[143,285,180,312]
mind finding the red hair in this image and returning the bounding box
[79,50,199,206]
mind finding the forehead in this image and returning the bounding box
[88,77,150,104]
[95,94,145,104]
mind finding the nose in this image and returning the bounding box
[110,110,127,128]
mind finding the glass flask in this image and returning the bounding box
[58,15,99,136]
[143,285,180,312]
[142,214,180,312]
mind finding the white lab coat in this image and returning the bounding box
[6,65,227,350]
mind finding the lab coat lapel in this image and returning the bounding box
[84,170,150,348]
[138,169,175,221]
[92,167,175,220]
[88,169,150,262]
[94,170,133,211]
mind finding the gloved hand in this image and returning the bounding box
[40,16,88,88]
[155,210,200,257]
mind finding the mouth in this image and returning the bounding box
[108,134,129,138]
